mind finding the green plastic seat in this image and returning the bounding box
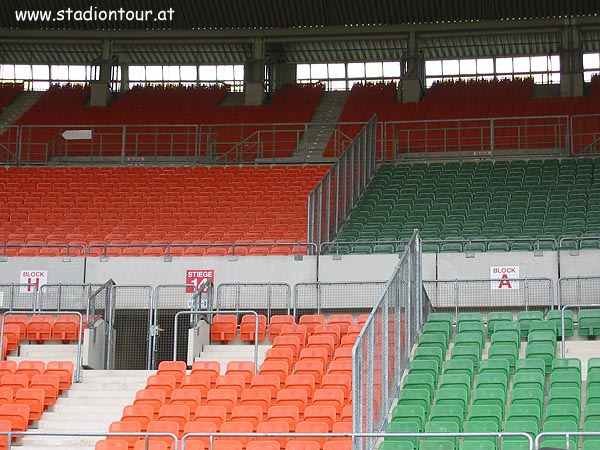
[439,373,472,393]
[541,418,578,449]
[450,344,480,372]
[587,371,600,392]
[422,321,452,346]
[396,389,430,416]
[517,311,544,338]
[546,309,574,336]
[492,321,521,340]
[486,311,514,337]
[587,385,600,406]
[441,360,474,388]
[418,333,448,354]
[478,359,509,379]
[584,404,600,424]
[487,343,518,374]
[462,420,498,449]
[419,440,455,450]
[413,346,444,373]
[525,341,556,373]
[545,402,580,424]
[378,440,414,450]
[435,386,469,411]
[512,371,545,392]
[507,403,541,423]
[402,373,436,402]
[467,404,503,431]
[384,420,420,447]
[427,313,454,330]
[454,332,483,357]
[429,403,464,429]
[550,369,581,390]
[459,440,496,450]
[471,388,506,411]
[408,360,439,387]
[515,358,545,377]
[579,308,600,336]
[527,329,556,346]
[510,386,544,411]
[588,357,600,376]
[457,312,484,332]
[423,420,459,449]
[456,322,485,349]
[490,330,520,353]
[391,403,426,430]
[503,418,539,437]
[548,386,581,409]
[476,373,508,392]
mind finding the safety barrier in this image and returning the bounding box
[352,230,421,450]
[293,281,387,315]
[216,282,292,318]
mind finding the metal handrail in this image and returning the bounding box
[560,302,600,358]
[173,309,260,373]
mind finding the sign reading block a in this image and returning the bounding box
[490,266,520,290]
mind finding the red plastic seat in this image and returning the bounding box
[298,348,328,369]
[258,360,289,383]
[239,314,267,342]
[0,374,29,397]
[169,388,202,411]
[0,403,29,435]
[3,324,20,353]
[44,361,74,391]
[312,389,345,418]
[26,315,54,342]
[312,325,340,347]
[266,405,300,431]
[275,389,308,415]
[305,336,335,360]
[218,420,253,449]
[295,421,329,449]
[95,439,130,450]
[268,316,296,340]
[0,362,16,381]
[15,360,45,382]
[181,374,211,399]
[134,389,166,419]
[298,315,325,336]
[332,348,352,362]
[250,375,280,401]
[340,405,352,422]
[326,361,352,377]
[194,405,227,429]
[52,314,80,342]
[0,388,12,408]
[206,389,237,417]
[230,405,264,430]
[246,440,280,450]
[146,419,179,450]
[30,373,60,407]
[215,374,246,400]
[285,441,320,450]
[213,440,243,450]
[225,361,255,387]
[303,405,336,431]
[145,375,177,400]
[264,348,295,371]
[257,420,289,449]
[133,440,168,450]
[211,315,238,342]
[4,315,29,340]
[121,404,154,431]
[190,361,221,387]
[156,361,187,388]
[240,388,271,413]
[107,420,142,450]
[272,336,301,360]
[183,420,217,447]
[326,314,354,335]
[293,361,324,387]
[157,405,190,438]
[321,374,351,402]
[280,325,308,347]
[13,388,45,422]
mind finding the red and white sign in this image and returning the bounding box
[20,270,48,293]
[186,270,214,293]
[490,266,519,290]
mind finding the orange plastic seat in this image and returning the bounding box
[15,360,45,382]
[246,440,280,450]
[257,420,289,449]
[293,361,324,387]
[266,405,300,431]
[52,314,80,342]
[157,404,190,438]
[133,440,168,450]
[264,348,295,371]
[250,375,280,401]
[295,421,329,449]
[215,374,246,400]
[183,442,205,450]
[169,388,202,411]
[285,441,320,450]
[225,361,255,387]
[312,325,340,347]
[298,348,328,368]
[321,375,351,402]
[323,442,350,450]
[13,388,44,422]
[45,361,74,391]
[272,336,301,360]
[312,389,344,418]
[258,360,289,383]
[194,405,227,429]
[108,420,142,450]
[211,315,238,342]
[332,420,352,434]
[239,314,267,342]
[190,361,221,387]
[145,420,179,450]
[213,440,243,450]
[0,403,29,435]
[121,404,154,431]
[157,361,187,387]
[181,374,211,399]
[206,389,237,417]
[305,336,335,360]
[134,390,166,419]
[183,420,217,447]
[268,315,296,340]
[145,375,177,400]
[26,315,54,342]
[1,374,29,397]
[96,439,130,450]
[240,388,271,413]
[4,315,29,340]
[230,405,264,430]
[303,405,336,431]
[0,419,10,449]
[0,362,16,380]
[30,373,59,407]
[339,335,357,348]
[326,361,352,377]
[327,314,354,335]
[284,375,316,401]
[280,325,308,348]
[340,405,352,422]
[3,324,20,353]
[332,348,352,362]
[218,421,253,449]
[275,389,308,414]
[298,315,325,336]
[0,388,12,408]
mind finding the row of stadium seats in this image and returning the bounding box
[381,311,598,450]
[0,165,328,256]
[331,158,600,254]
[97,358,352,450]
[2,314,82,351]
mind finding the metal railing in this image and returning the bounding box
[216,283,291,318]
[352,230,421,450]
[293,281,387,315]
[423,278,555,315]
[308,115,377,250]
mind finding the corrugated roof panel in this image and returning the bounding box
[282,40,406,63]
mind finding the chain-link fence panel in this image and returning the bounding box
[423,278,554,321]
[38,284,104,312]
[112,285,153,370]
[293,282,386,317]
[0,285,37,311]
[154,285,199,369]
[216,283,291,319]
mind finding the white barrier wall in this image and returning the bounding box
[0,257,85,285]
[558,250,600,277]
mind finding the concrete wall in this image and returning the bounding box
[559,250,600,278]
[0,257,85,285]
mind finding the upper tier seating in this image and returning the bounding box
[0,165,329,256]
[9,84,324,162]
[0,83,23,112]
[325,78,599,157]
[332,158,600,254]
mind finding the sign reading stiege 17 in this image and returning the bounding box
[490,266,520,290]
[186,270,214,293]
[20,270,48,293]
